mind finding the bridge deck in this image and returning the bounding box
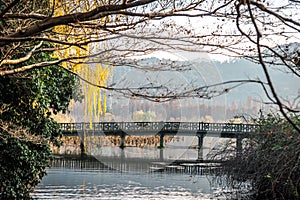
[60,122,259,138]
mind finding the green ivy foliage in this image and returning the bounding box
[0,130,51,199]
[0,45,80,198]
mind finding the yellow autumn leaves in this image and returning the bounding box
[51,0,111,123]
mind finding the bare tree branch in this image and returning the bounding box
[0,0,299,128]
[0,0,157,46]
[246,0,300,132]
[0,41,43,66]
[1,13,48,20]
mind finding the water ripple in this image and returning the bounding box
[32,168,212,200]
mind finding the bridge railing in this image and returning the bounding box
[60,122,260,134]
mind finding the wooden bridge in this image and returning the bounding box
[60,122,259,157]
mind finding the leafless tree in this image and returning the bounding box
[0,0,299,129]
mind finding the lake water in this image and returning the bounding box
[31,155,249,200]
[32,139,246,200]
[32,168,215,199]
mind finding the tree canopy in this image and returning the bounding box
[0,0,299,124]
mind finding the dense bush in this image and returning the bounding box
[213,114,300,199]
[0,64,79,198]
[0,124,51,199]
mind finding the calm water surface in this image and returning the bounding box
[32,168,215,200]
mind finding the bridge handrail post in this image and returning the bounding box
[118,122,122,130]
[199,122,204,131]
[238,124,242,132]
[60,123,64,132]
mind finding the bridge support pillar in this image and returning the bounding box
[80,131,86,155]
[158,134,164,148]
[236,136,243,159]
[120,134,126,149]
[197,135,204,161]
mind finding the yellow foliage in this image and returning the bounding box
[51,0,111,123]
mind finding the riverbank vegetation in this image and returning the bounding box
[0,0,80,198]
[212,114,300,199]
[0,59,79,198]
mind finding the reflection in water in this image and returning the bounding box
[50,154,220,174]
[32,157,249,199]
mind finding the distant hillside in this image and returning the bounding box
[214,57,299,103]
[110,55,299,106]
[70,45,299,122]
